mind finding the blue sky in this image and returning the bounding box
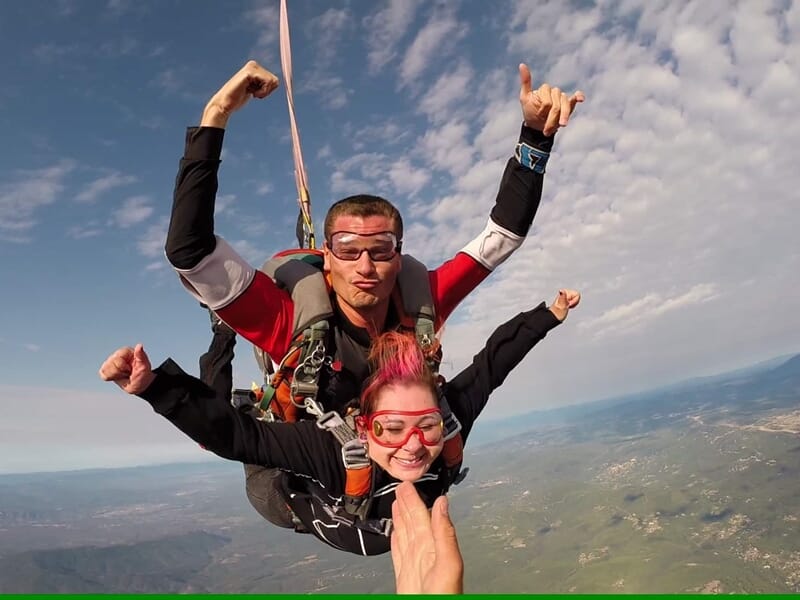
[1,0,799,473]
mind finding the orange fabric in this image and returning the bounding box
[344,465,373,497]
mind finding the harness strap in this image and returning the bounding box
[279,0,314,249]
[290,321,329,408]
[306,400,373,519]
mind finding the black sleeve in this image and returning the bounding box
[490,125,555,237]
[446,303,561,439]
[164,127,225,269]
[139,358,343,484]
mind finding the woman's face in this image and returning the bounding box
[363,383,444,481]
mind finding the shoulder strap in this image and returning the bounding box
[396,254,439,370]
[262,250,333,336]
[396,253,435,327]
[252,249,335,381]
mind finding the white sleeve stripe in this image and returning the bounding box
[170,236,256,310]
[460,218,525,271]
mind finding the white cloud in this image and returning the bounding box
[295,8,353,109]
[363,0,423,73]
[307,7,350,62]
[33,42,81,63]
[578,283,719,339]
[416,120,473,177]
[23,343,40,352]
[421,0,800,412]
[399,12,468,88]
[99,36,164,59]
[0,161,75,242]
[149,67,209,103]
[417,62,475,123]
[145,260,165,272]
[299,74,350,110]
[137,216,169,258]
[55,0,78,16]
[329,152,389,195]
[76,171,137,203]
[245,2,279,62]
[348,121,413,152]
[111,195,154,228]
[215,193,237,215]
[68,222,103,239]
[231,239,269,266]
[388,158,430,196]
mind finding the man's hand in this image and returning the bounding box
[548,288,581,322]
[519,63,584,136]
[391,481,464,595]
[98,343,156,394]
[201,60,280,128]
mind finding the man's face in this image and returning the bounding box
[323,214,402,317]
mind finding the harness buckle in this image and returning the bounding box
[301,396,325,419]
[340,438,370,470]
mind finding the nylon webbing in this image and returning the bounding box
[280,0,314,249]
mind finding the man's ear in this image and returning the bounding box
[322,242,331,272]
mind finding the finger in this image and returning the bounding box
[518,63,532,97]
[535,83,553,133]
[569,90,586,109]
[431,495,457,543]
[99,348,133,380]
[250,75,279,99]
[431,495,462,563]
[544,86,561,136]
[397,481,430,529]
[391,487,411,550]
[390,500,406,574]
[559,91,571,126]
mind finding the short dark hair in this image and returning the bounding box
[324,194,403,241]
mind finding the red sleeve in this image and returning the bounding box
[428,252,491,329]
[215,271,295,359]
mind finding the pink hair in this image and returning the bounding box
[360,331,438,415]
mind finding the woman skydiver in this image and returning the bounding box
[99,289,580,556]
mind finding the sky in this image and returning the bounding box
[1,0,798,474]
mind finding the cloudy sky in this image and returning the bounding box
[1,0,798,473]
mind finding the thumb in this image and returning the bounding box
[518,63,532,96]
[555,289,568,309]
[431,495,460,556]
[133,343,152,372]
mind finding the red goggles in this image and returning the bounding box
[359,408,444,448]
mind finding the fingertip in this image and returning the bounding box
[438,494,449,517]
